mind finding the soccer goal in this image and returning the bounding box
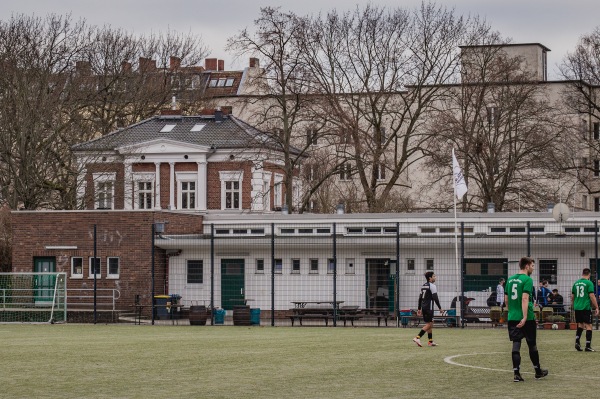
[0,272,67,323]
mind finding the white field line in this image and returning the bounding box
[444,351,600,379]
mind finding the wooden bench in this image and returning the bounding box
[338,306,362,326]
[289,308,334,326]
[361,308,391,326]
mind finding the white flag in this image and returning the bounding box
[452,148,468,200]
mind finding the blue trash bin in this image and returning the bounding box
[250,308,261,325]
[400,310,412,327]
[446,308,457,327]
[214,309,226,325]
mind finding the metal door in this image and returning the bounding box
[221,259,245,310]
[33,257,56,305]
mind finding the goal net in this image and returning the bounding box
[0,272,67,323]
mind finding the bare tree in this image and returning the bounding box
[559,27,600,199]
[423,39,571,211]
[0,14,209,210]
[227,7,322,212]
[298,3,489,212]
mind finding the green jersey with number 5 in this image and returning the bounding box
[572,278,594,311]
[506,273,534,321]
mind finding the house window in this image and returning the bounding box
[89,257,101,278]
[274,182,282,208]
[138,182,153,209]
[378,127,386,145]
[595,160,600,177]
[425,259,434,271]
[93,172,116,210]
[274,259,282,274]
[220,171,243,210]
[327,258,335,274]
[107,257,120,278]
[310,259,319,274]
[487,106,499,126]
[180,181,196,209]
[339,163,352,181]
[407,259,415,272]
[71,257,83,278]
[225,181,240,209]
[292,259,300,274]
[255,259,264,274]
[595,197,600,212]
[594,122,599,140]
[263,181,270,210]
[187,260,203,284]
[374,163,386,180]
[345,258,355,274]
[217,78,226,87]
[339,129,353,144]
[582,195,588,210]
[225,78,235,87]
[539,259,557,284]
[209,79,218,87]
[307,128,318,146]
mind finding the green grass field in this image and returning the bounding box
[0,324,597,399]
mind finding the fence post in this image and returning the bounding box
[395,222,400,327]
[333,222,337,327]
[460,222,465,328]
[94,224,97,325]
[271,223,275,327]
[210,223,215,325]
[527,221,531,257]
[151,223,155,325]
[596,220,598,330]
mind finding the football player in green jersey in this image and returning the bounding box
[505,257,548,382]
[571,268,599,352]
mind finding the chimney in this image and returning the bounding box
[218,59,224,71]
[487,202,495,213]
[121,61,132,73]
[76,61,92,75]
[214,107,223,123]
[139,57,157,73]
[170,56,181,70]
[249,57,259,68]
[205,58,218,71]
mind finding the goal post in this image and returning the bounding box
[0,272,67,323]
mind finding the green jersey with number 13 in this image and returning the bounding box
[506,273,535,321]
[572,278,594,311]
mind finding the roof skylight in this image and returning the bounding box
[191,124,206,132]
[160,124,176,132]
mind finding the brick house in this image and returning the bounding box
[9,110,301,321]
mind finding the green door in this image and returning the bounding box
[34,257,56,306]
[221,259,245,310]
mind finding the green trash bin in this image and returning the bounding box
[250,308,260,325]
[214,309,226,325]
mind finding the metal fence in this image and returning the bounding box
[156,220,600,328]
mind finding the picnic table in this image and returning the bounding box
[289,301,344,326]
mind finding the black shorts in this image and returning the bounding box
[575,310,593,324]
[507,320,537,342]
[422,309,434,323]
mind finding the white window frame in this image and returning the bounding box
[255,259,264,274]
[309,259,319,274]
[107,257,120,279]
[176,172,198,210]
[274,258,282,274]
[93,172,116,210]
[71,257,83,279]
[274,174,283,208]
[327,258,335,274]
[425,258,434,271]
[291,259,301,274]
[89,257,101,279]
[133,173,155,210]
[219,171,243,210]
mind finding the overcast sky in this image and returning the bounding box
[3,0,600,79]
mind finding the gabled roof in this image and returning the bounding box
[72,114,301,155]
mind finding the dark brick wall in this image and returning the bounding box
[11,210,204,314]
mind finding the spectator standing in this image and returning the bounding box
[537,280,551,307]
[505,257,548,382]
[572,268,599,352]
[497,278,506,308]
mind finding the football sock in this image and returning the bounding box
[428,333,433,341]
[511,341,521,370]
[586,330,592,348]
[417,330,425,338]
[576,327,583,342]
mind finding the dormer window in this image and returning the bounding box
[225,78,235,87]
[160,124,176,132]
[209,79,218,87]
[191,124,206,132]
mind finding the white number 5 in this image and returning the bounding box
[511,285,518,300]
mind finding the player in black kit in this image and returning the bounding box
[413,271,443,347]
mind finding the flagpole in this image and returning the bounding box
[452,150,461,320]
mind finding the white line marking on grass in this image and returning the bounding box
[444,352,600,379]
